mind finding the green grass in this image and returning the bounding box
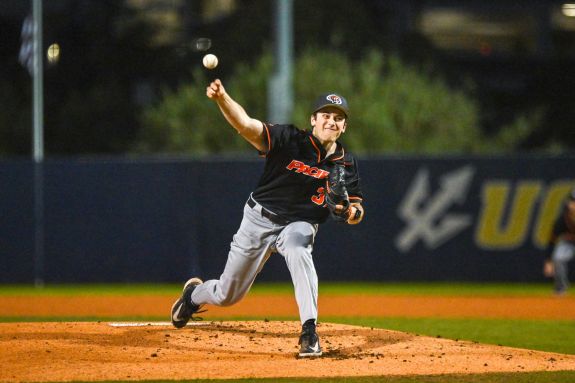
[0,281,557,296]
[316,282,556,296]
[0,283,180,296]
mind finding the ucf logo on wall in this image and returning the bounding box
[395,165,575,253]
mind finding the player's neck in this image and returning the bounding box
[323,141,337,157]
[311,129,338,156]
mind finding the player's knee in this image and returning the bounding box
[213,280,246,306]
[277,234,313,254]
[215,290,243,306]
[281,246,313,267]
[219,295,241,306]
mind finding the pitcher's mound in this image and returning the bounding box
[1,321,574,382]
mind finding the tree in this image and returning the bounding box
[135,48,545,155]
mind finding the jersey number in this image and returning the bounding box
[311,186,325,206]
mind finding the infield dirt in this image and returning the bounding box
[1,320,575,382]
[1,294,574,381]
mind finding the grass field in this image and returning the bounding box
[0,281,560,296]
[1,282,574,383]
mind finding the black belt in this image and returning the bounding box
[247,196,290,225]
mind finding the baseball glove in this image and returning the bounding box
[325,164,351,222]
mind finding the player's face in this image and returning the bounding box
[311,107,347,144]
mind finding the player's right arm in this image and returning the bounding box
[206,79,266,152]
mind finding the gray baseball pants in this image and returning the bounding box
[552,239,574,293]
[191,195,319,324]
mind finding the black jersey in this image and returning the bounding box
[545,201,575,259]
[251,123,363,224]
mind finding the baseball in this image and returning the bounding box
[202,54,218,69]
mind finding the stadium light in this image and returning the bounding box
[561,3,575,17]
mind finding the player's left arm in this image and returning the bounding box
[346,201,364,225]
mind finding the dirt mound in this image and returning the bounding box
[1,321,573,382]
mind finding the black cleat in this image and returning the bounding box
[170,277,203,328]
[298,319,322,357]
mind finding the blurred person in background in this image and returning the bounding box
[543,188,575,295]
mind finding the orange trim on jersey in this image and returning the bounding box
[331,146,345,162]
[263,123,272,153]
[308,136,322,162]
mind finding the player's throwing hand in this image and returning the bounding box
[206,79,226,99]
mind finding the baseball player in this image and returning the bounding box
[170,79,364,357]
[543,188,575,295]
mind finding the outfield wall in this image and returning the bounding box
[0,155,573,283]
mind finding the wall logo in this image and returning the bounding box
[475,180,575,249]
[395,166,475,252]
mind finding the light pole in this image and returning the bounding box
[268,0,293,123]
[32,0,45,287]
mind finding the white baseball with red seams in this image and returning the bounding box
[202,53,218,69]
